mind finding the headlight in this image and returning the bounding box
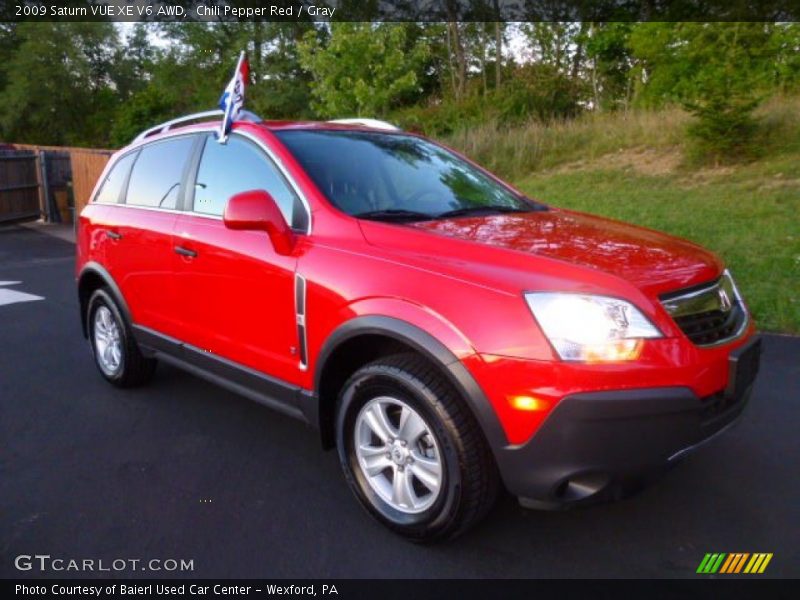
[525,292,662,362]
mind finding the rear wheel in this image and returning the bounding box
[87,288,156,387]
[336,353,499,542]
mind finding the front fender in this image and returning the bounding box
[339,296,475,361]
[314,312,510,454]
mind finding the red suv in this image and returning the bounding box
[77,112,761,541]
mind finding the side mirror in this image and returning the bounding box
[223,190,295,255]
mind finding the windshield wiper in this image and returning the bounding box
[435,205,531,219]
[353,209,433,222]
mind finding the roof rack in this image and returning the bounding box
[328,118,401,131]
[132,109,263,143]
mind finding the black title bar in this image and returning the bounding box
[2,0,800,22]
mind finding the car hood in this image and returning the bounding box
[402,208,723,295]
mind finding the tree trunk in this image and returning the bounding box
[590,23,600,111]
[481,23,488,96]
[451,22,467,100]
[555,24,564,73]
[252,21,263,79]
[494,21,502,88]
[624,70,633,112]
[571,22,588,80]
[445,23,457,98]
[446,22,467,100]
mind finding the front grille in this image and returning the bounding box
[660,271,748,347]
[673,305,746,346]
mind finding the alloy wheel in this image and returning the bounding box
[353,396,443,514]
[93,305,123,376]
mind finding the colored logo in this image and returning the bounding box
[696,553,773,574]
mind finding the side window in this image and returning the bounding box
[125,137,195,209]
[193,135,306,230]
[93,152,137,204]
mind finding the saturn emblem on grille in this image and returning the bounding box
[718,288,733,312]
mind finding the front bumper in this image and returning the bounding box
[493,336,762,508]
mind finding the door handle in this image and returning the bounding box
[174,245,198,258]
[105,230,122,240]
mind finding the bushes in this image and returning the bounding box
[684,95,762,165]
[393,93,492,137]
[630,23,777,165]
[494,63,584,124]
[392,64,584,137]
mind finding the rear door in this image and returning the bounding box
[103,135,199,338]
[172,132,309,384]
[82,150,138,272]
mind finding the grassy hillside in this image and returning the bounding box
[446,97,800,333]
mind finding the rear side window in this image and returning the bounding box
[125,137,195,209]
[93,152,136,204]
[193,135,307,231]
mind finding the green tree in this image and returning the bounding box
[0,23,19,95]
[629,23,775,106]
[0,22,120,146]
[157,21,250,105]
[584,23,634,110]
[680,23,774,163]
[522,22,579,75]
[628,23,779,162]
[298,23,429,117]
[404,23,451,100]
[112,21,316,144]
[771,22,800,93]
[112,23,157,101]
[495,62,584,124]
[110,50,202,146]
[246,22,316,120]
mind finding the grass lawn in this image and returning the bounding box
[514,154,800,333]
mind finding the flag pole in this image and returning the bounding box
[218,50,246,144]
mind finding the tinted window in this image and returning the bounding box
[94,152,136,204]
[193,135,304,229]
[275,130,534,219]
[125,137,195,209]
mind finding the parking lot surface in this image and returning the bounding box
[1,225,798,578]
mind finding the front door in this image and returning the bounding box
[172,133,307,385]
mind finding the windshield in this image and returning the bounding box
[274,130,543,221]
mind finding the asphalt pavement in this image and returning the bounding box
[1,224,798,579]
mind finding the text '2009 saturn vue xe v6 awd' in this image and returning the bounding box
[76,110,761,541]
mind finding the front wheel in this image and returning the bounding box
[336,354,499,542]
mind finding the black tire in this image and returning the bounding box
[336,353,499,542]
[87,288,156,388]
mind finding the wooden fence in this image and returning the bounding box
[0,143,113,224]
[71,150,113,215]
[0,151,40,223]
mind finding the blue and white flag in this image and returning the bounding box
[218,51,250,142]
